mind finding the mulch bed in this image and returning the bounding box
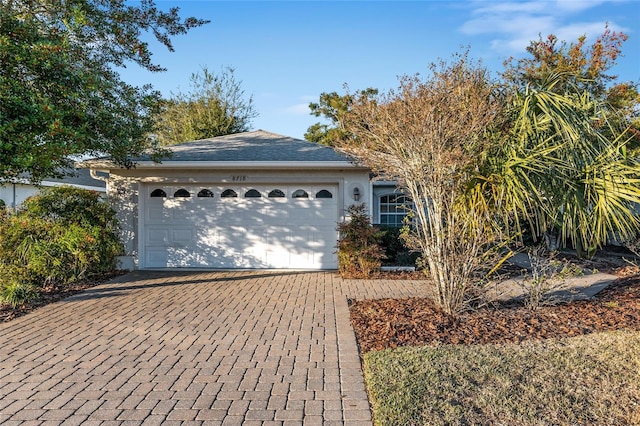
[350,266,640,353]
[0,271,125,323]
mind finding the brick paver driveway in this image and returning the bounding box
[0,271,428,425]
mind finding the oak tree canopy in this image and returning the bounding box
[0,1,208,182]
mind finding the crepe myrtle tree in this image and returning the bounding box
[340,52,510,315]
[0,1,208,183]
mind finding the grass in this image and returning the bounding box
[363,330,640,425]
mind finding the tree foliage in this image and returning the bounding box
[498,28,640,255]
[304,88,378,146]
[503,26,639,152]
[484,74,640,258]
[0,1,208,182]
[155,66,257,145]
[337,34,640,313]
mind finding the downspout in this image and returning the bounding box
[89,169,110,193]
[89,169,109,183]
[12,182,16,211]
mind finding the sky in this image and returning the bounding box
[121,0,640,140]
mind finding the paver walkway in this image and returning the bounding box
[0,271,429,425]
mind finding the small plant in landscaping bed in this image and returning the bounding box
[0,276,37,308]
[337,204,386,278]
[520,246,583,309]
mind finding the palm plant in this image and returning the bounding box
[485,74,640,257]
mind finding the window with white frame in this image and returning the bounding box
[379,194,410,226]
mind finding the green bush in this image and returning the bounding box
[337,204,385,278]
[0,274,37,308]
[377,225,419,266]
[21,186,118,230]
[0,187,123,306]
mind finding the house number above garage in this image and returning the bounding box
[231,175,247,181]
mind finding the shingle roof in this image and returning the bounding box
[141,130,350,163]
[44,168,106,189]
[13,167,106,189]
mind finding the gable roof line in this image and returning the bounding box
[79,160,363,170]
[79,130,358,167]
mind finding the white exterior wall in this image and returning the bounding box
[0,181,106,210]
[0,183,40,209]
[107,166,371,269]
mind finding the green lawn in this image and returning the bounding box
[363,330,640,425]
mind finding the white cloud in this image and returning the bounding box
[460,0,626,54]
[554,0,606,13]
[461,15,555,36]
[554,21,626,42]
[469,1,548,17]
[283,103,311,116]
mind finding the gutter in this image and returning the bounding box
[78,160,365,170]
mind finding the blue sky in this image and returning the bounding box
[122,0,640,140]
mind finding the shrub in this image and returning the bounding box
[0,187,123,306]
[21,186,118,230]
[520,246,583,309]
[377,225,418,266]
[337,204,385,278]
[0,273,37,308]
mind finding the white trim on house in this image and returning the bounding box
[40,181,107,191]
[81,160,358,170]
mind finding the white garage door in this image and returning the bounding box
[141,184,339,269]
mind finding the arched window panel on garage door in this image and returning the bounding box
[197,189,214,198]
[150,189,167,198]
[221,189,238,198]
[292,189,309,199]
[316,189,333,199]
[268,189,285,198]
[245,189,262,198]
[174,189,191,198]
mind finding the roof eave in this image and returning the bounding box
[78,160,366,170]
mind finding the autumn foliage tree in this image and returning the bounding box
[341,53,509,314]
[503,26,639,153]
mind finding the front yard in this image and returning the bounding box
[351,265,640,425]
[363,329,640,425]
